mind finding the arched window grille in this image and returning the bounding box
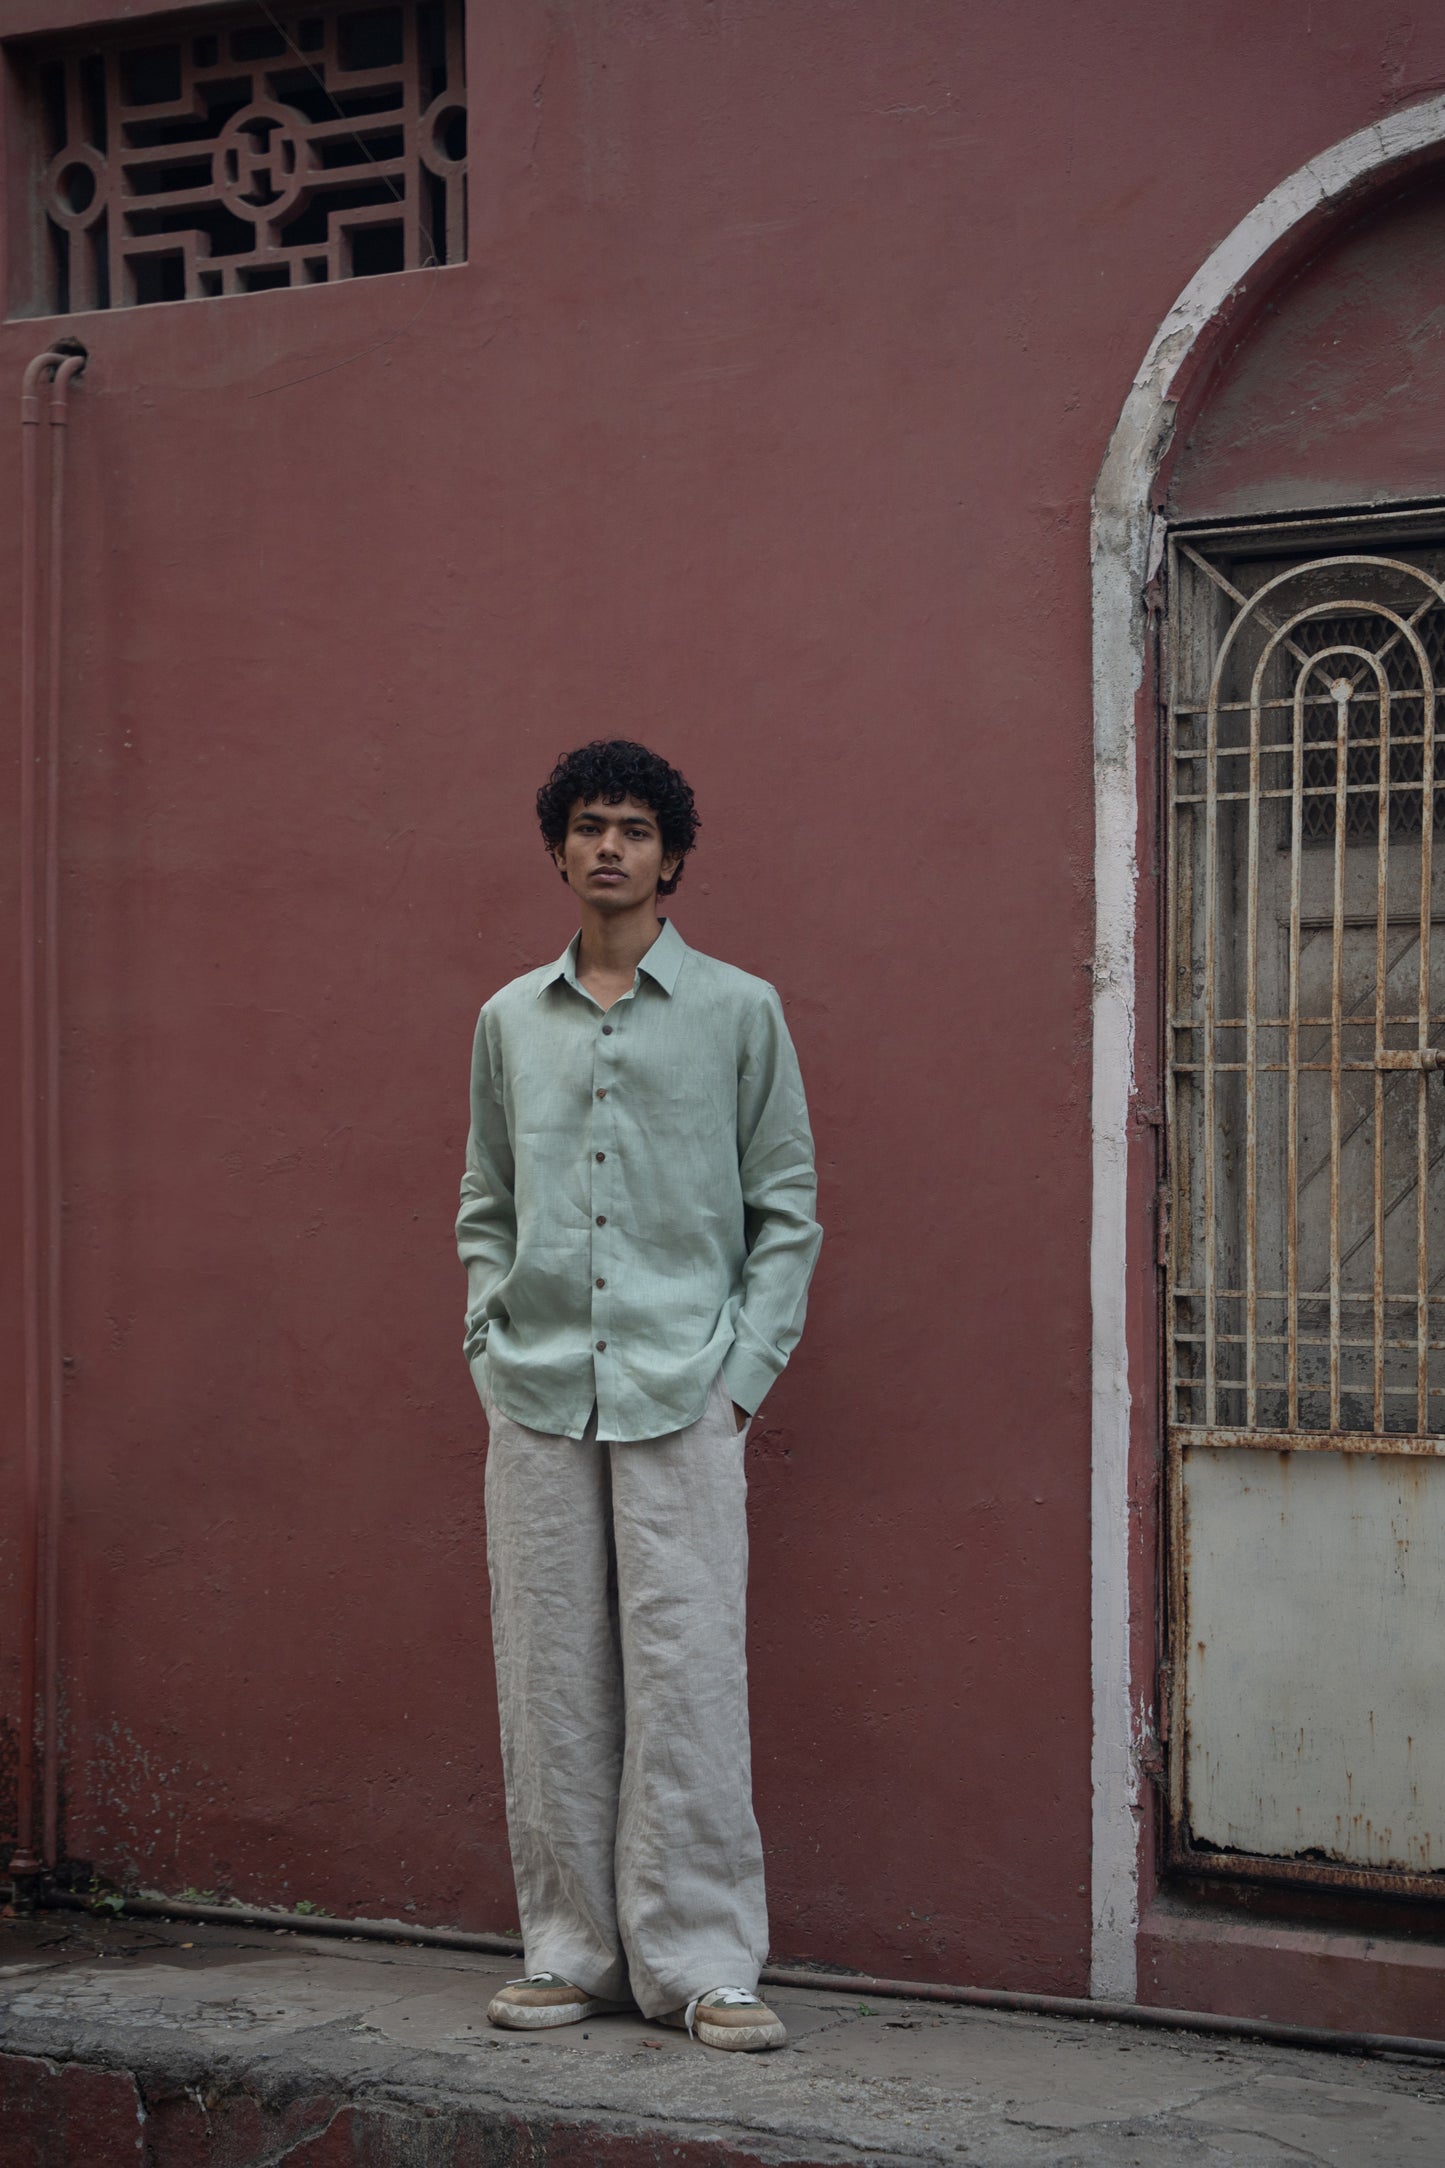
[1167,520,1445,1447]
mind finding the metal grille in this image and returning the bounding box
[1167,531,1445,1453]
[1294,606,1445,843]
[18,2,466,313]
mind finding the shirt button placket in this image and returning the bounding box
[592,1013,617,1426]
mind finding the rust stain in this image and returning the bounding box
[1173,1424,1445,1459]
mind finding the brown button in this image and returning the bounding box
[602,1025,614,1036]
[596,1215,606,1225]
[596,1151,605,1162]
[596,1088,607,1099]
[596,1340,607,1352]
[596,1277,606,1289]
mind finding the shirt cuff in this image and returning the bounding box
[721,1344,781,1419]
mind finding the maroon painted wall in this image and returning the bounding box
[1171,168,1445,520]
[5,0,1445,1998]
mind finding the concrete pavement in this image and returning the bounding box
[2,1914,1443,2165]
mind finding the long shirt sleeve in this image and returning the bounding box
[457,1009,517,1369]
[721,987,823,1416]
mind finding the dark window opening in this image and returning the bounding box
[338,8,404,71]
[130,250,187,306]
[39,62,67,158]
[347,220,404,277]
[92,228,111,310]
[230,27,288,62]
[438,104,465,163]
[424,169,446,264]
[47,221,68,316]
[419,0,450,99]
[80,56,107,154]
[120,45,182,108]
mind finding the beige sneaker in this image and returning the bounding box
[657,1986,788,2051]
[486,1972,625,2030]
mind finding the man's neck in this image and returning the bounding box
[575,903,664,1001]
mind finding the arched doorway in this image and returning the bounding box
[1092,105,1445,2000]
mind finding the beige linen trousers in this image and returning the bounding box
[481,1369,769,2018]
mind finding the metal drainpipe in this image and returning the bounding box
[10,346,85,1900]
[40,353,85,1872]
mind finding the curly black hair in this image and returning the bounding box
[536,740,700,897]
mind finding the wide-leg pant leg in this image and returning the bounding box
[610,1376,769,2017]
[483,1400,630,2002]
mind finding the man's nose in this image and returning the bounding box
[597,834,622,858]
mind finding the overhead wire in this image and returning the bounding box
[253,1,444,269]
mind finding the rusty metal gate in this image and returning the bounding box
[1165,511,1445,1898]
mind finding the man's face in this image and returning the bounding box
[554,795,679,911]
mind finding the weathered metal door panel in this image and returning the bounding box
[1166,517,1445,1895]
[1181,1445,1445,1872]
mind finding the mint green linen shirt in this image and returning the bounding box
[457,917,821,1443]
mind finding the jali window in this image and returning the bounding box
[12,2,466,313]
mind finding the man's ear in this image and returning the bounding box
[553,844,570,882]
[660,856,681,886]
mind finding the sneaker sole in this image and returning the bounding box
[695,2017,788,2052]
[486,1997,619,2030]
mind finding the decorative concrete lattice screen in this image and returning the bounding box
[18,2,466,312]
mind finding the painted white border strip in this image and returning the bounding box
[1088,95,1445,2001]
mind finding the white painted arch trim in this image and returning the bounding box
[1089,94,1445,2001]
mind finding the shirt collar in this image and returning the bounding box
[637,916,687,993]
[536,916,688,999]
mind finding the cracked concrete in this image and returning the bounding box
[2,1917,1444,2165]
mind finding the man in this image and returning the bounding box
[456,739,821,2052]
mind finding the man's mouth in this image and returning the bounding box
[590,869,625,882]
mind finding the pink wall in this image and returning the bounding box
[5,0,1445,1997]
